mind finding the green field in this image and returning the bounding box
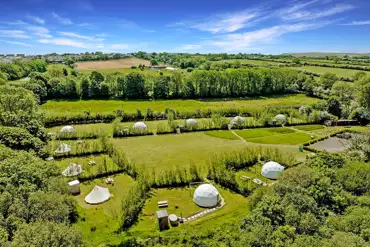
[75,174,136,245]
[293,66,370,77]
[247,132,313,145]
[291,124,325,131]
[78,67,177,76]
[42,94,322,117]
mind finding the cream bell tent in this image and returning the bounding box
[230,116,244,126]
[60,126,75,133]
[55,143,71,154]
[186,119,198,128]
[193,184,220,208]
[261,161,285,180]
[133,122,147,130]
[62,163,82,177]
[85,186,111,205]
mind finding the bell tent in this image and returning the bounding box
[85,186,111,205]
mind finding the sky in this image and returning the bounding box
[0,0,369,54]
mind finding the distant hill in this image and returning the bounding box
[282,52,370,57]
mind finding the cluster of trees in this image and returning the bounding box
[0,59,47,81]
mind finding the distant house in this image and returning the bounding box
[166,67,178,71]
[150,65,166,69]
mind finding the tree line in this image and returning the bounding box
[0,59,47,81]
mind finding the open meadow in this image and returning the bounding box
[76,57,151,70]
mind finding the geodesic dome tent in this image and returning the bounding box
[261,161,285,180]
[60,126,75,133]
[274,114,286,124]
[186,119,198,128]
[85,186,111,205]
[55,143,71,154]
[133,122,147,130]
[62,163,82,177]
[230,116,244,126]
[193,184,220,208]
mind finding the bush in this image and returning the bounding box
[0,126,46,157]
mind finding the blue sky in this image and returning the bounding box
[0,0,369,54]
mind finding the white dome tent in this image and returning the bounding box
[193,184,220,208]
[55,143,71,154]
[133,122,147,130]
[274,114,286,124]
[62,163,82,177]
[60,126,75,133]
[261,161,285,180]
[230,116,244,126]
[186,119,198,128]
[85,186,111,205]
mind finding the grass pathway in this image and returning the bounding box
[230,130,247,143]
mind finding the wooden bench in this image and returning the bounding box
[158,200,168,208]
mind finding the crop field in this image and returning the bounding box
[42,94,322,118]
[76,58,151,70]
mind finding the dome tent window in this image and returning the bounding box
[193,184,220,208]
[261,161,285,180]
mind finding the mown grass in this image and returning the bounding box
[248,132,313,145]
[75,173,136,246]
[78,67,175,76]
[205,131,239,140]
[292,125,325,131]
[235,127,295,140]
[41,94,321,117]
[129,185,250,237]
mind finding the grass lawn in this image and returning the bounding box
[292,125,325,131]
[75,173,136,246]
[236,164,273,185]
[235,127,296,140]
[41,94,322,117]
[292,66,370,78]
[78,67,175,76]
[205,130,239,140]
[248,132,313,145]
[53,154,120,179]
[130,185,250,237]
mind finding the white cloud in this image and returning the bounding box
[79,23,90,27]
[280,0,320,15]
[111,44,129,50]
[0,30,30,39]
[0,40,32,47]
[171,9,262,34]
[181,44,202,50]
[4,20,27,25]
[51,12,73,25]
[205,22,330,51]
[282,3,355,21]
[28,16,45,25]
[342,20,370,26]
[58,31,104,41]
[27,26,52,38]
[38,38,87,48]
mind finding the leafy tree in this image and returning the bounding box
[125,73,146,98]
[327,97,342,117]
[154,75,170,99]
[321,73,338,89]
[150,59,159,65]
[79,77,90,99]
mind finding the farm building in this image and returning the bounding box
[193,184,220,208]
[261,161,285,180]
[85,186,111,205]
[156,210,169,230]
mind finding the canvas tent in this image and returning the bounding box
[60,126,74,133]
[186,119,198,128]
[133,122,147,130]
[62,163,82,177]
[261,161,285,180]
[230,116,244,126]
[85,186,111,205]
[193,184,220,208]
[55,143,71,154]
